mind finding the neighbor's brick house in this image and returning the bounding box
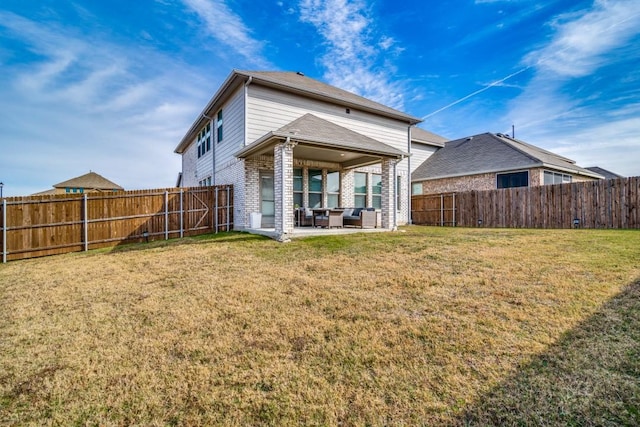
[411,132,603,195]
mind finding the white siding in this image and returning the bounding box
[246,85,410,152]
[410,142,439,174]
[215,86,245,173]
[181,139,199,187]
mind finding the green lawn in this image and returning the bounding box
[1,227,639,426]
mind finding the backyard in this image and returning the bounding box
[0,227,638,425]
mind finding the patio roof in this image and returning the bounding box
[235,114,409,168]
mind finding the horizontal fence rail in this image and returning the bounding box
[412,177,640,229]
[0,186,233,262]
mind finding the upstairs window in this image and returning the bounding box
[196,123,211,158]
[216,110,223,143]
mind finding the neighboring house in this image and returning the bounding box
[412,132,604,195]
[585,166,624,180]
[175,69,443,240]
[33,171,124,195]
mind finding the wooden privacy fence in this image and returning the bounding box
[412,177,640,229]
[1,186,233,262]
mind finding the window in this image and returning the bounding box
[372,174,382,209]
[216,110,223,143]
[497,171,528,188]
[354,172,367,208]
[544,170,572,185]
[327,171,340,208]
[308,169,322,208]
[412,182,423,195]
[293,168,303,207]
[196,123,211,158]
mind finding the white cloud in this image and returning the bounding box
[180,0,271,68]
[503,0,640,177]
[525,0,640,77]
[298,0,405,110]
[0,11,212,196]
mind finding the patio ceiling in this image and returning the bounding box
[235,113,408,169]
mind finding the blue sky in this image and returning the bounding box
[1,0,639,196]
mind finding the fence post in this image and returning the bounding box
[226,185,231,231]
[440,193,444,226]
[180,188,184,238]
[83,194,88,252]
[164,191,169,240]
[215,187,219,233]
[2,199,6,263]
[452,193,456,227]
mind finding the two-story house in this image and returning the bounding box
[175,70,442,240]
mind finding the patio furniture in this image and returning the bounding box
[296,208,313,227]
[311,208,344,228]
[341,208,377,228]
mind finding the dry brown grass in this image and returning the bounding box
[0,227,638,426]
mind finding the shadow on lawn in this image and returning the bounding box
[459,278,640,426]
[107,231,268,254]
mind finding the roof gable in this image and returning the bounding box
[411,127,447,147]
[175,69,421,153]
[236,113,407,159]
[53,172,123,190]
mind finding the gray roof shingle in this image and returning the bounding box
[235,70,421,123]
[412,132,603,181]
[53,172,124,190]
[176,70,422,153]
[585,166,624,179]
[411,127,447,147]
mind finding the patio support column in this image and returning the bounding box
[381,157,397,230]
[274,138,296,241]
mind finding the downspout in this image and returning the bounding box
[244,76,253,146]
[407,124,413,224]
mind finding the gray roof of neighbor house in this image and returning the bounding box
[175,70,422,153]
[412,132,604,182]
[411,127,448,147]
[585,166,624,180]
[235,113,407,159]
[53,172,124,190]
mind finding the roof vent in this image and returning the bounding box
[296,71,304,76]
[466,136,473,141]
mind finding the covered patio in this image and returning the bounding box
[235,114,408,241]
[243,224,392,240]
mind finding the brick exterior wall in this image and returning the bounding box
[243,156,274,229]
[381,158,396,229]
[340,169,355,207]
[213,158,244,228]
[419,168,599,194]
[273,142,295,240]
